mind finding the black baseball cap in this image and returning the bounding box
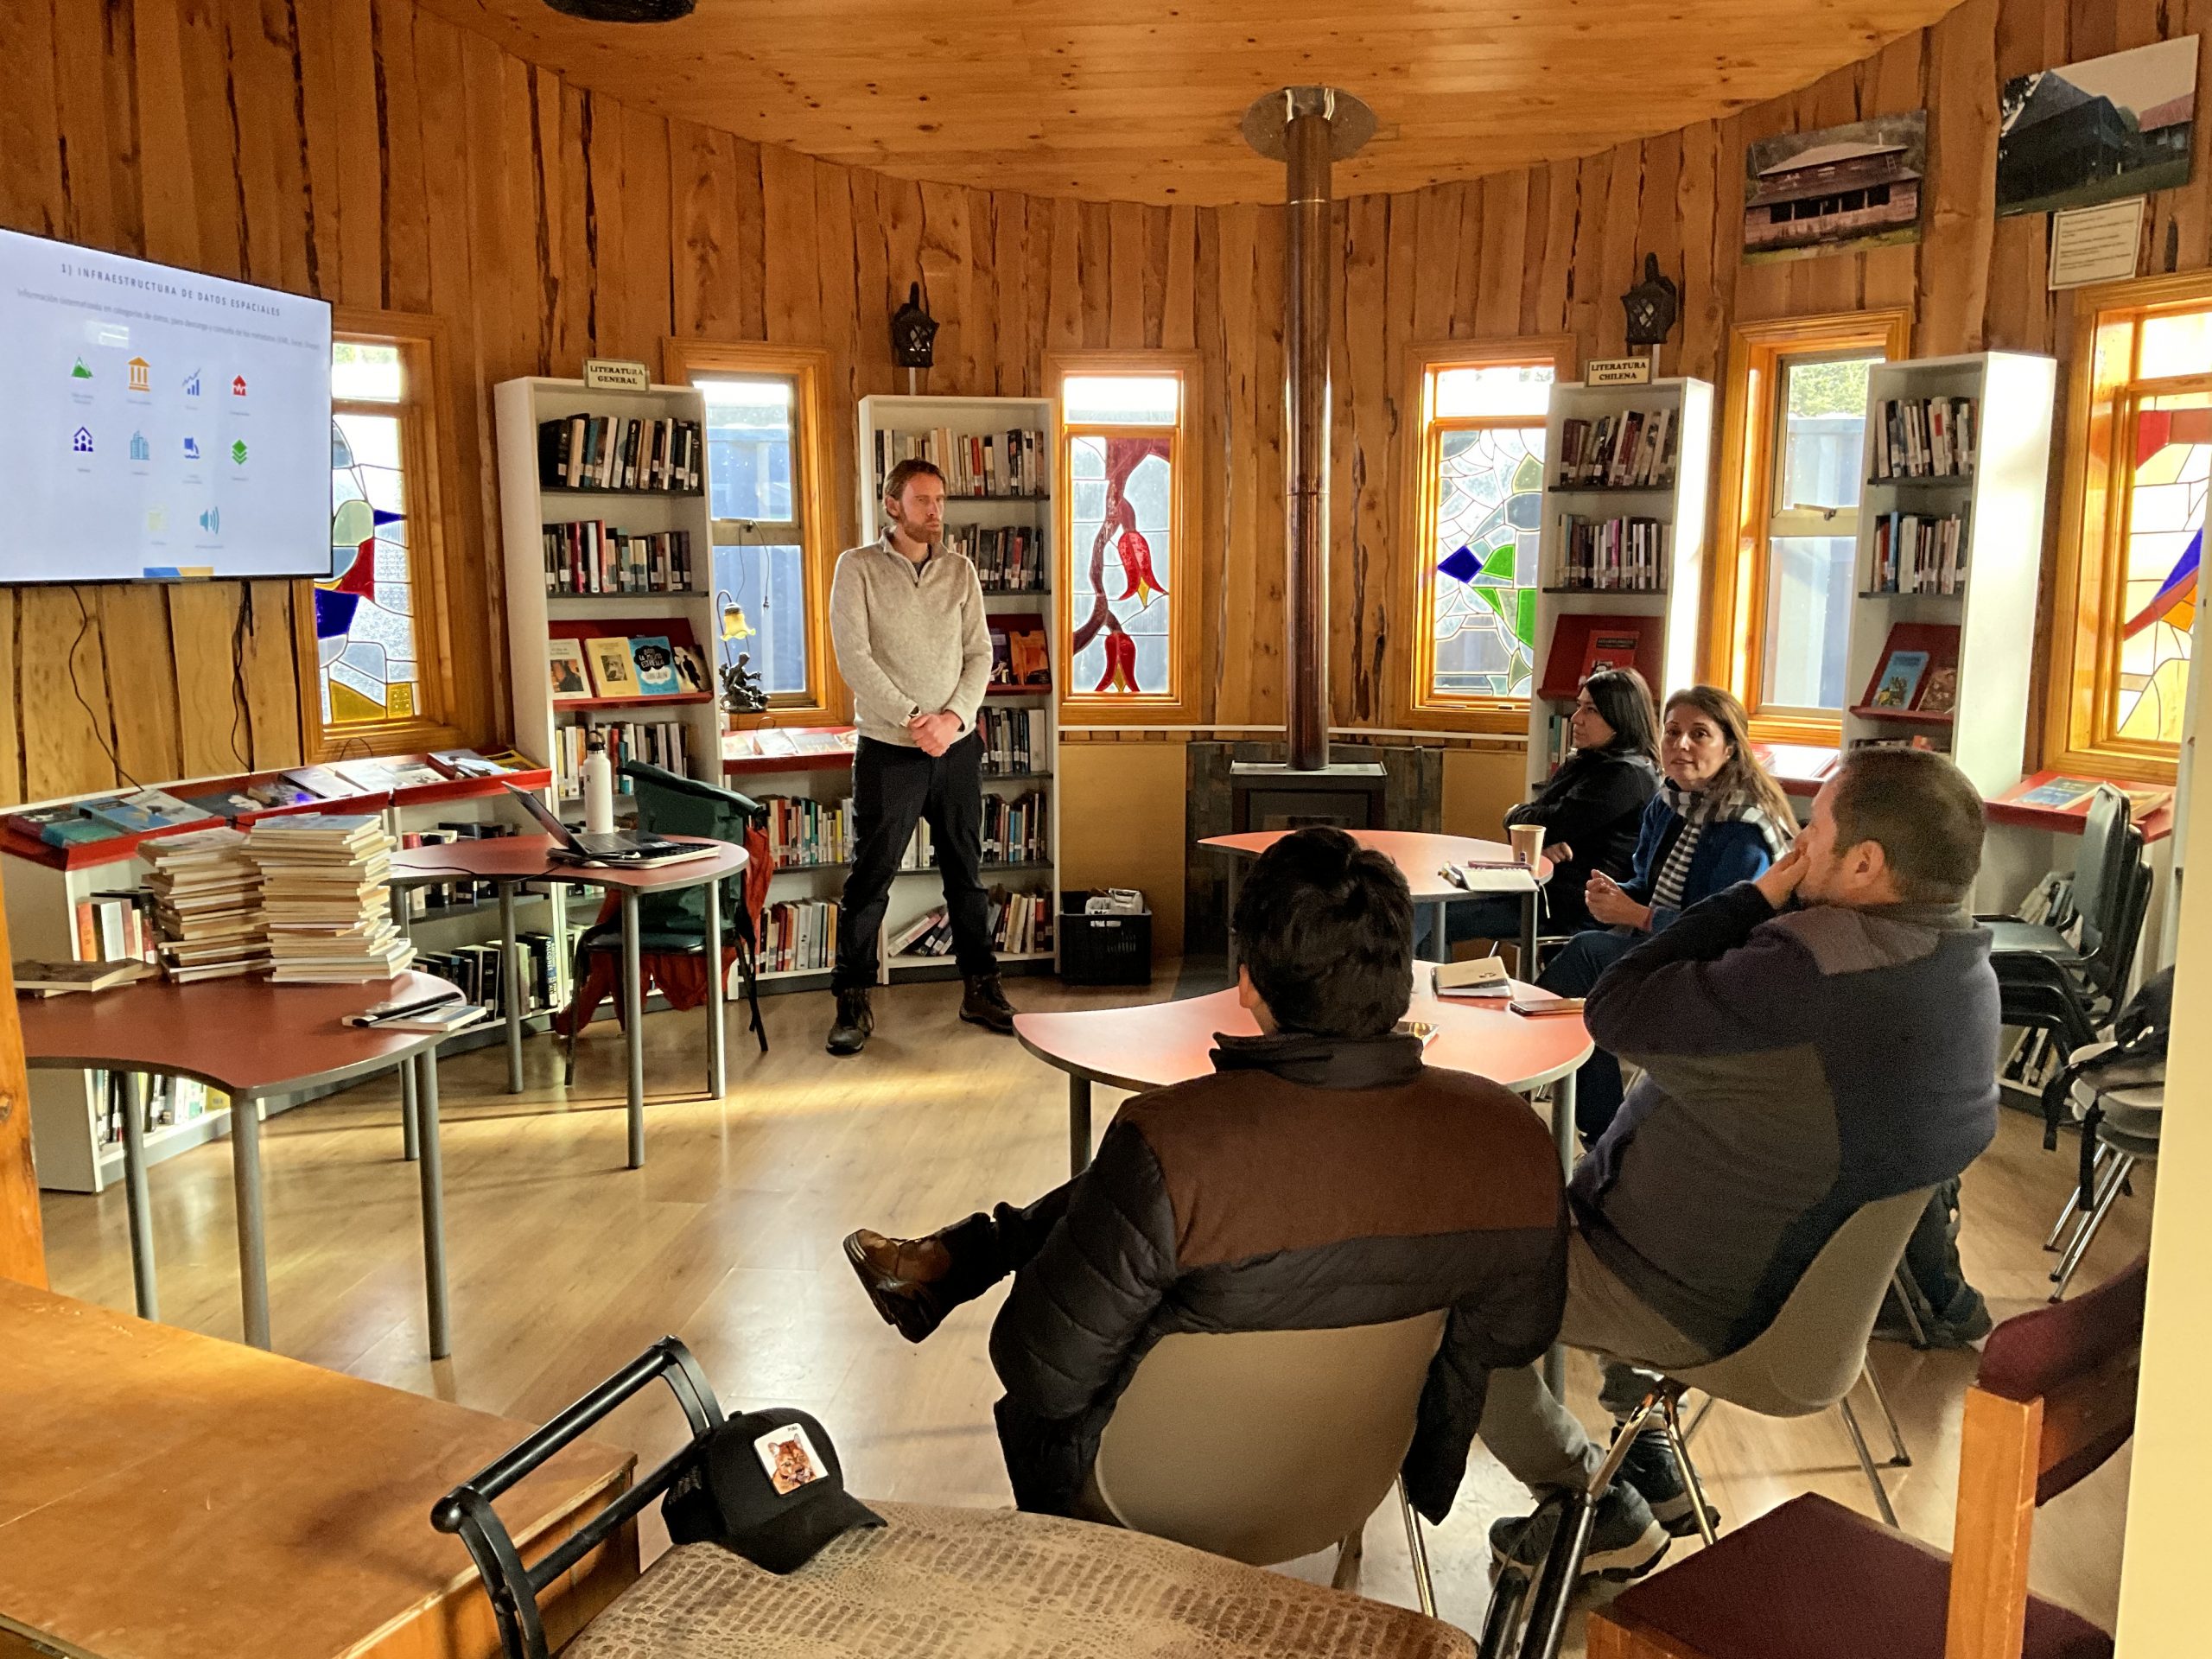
[663,1408,883,1573]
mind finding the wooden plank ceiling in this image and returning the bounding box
[410,0,1964,205]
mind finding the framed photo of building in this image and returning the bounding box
[1998,37,2197,218]
[1743,113,1928,263]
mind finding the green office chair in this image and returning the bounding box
[558,760,769,1081]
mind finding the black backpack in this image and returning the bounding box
[2044,967,2172,1210]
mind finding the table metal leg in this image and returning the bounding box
[231,1093,271,1351]
[500,882,524,1096]
[119,1072,158,1321]
[622,890,645,1170]
[393,884,420,1159]
[1430,900,1452,965]
[1520,888,1540,981]
[1543,1065,1578,1400]
[1069,1076,1093,1177]
[414,1049,450,1361]
[1225,862,1242,970]
[704,878,727,1101]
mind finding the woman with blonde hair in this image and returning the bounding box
[1541,683,1796,1141]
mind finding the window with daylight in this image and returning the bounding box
[1712,311,1906,734]
[321,339,427,728]
[2049,276,2212,778]
[1414,354,1557,709]
[1058,363,1194,715]
[669,342,836,717]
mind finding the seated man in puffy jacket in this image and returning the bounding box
[842,825,1569,1525]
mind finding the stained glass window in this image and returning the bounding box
[321,341,422,727]
[1420,359,1554,703]
[1063,373,1181,701]
[2113,391,2203,743]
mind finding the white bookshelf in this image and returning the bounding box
[855,393,1059,980]
[1840,353,2055,798]
[1525,377,1713,792]
[493,378,724,811]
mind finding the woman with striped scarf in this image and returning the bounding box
[1540,684,1796,1141]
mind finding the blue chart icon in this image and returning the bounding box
[183,436,200,461]
[200,506,220,534]
[129,431,150,461]
[183,370,201,397]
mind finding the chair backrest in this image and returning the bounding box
[1944,1255,2147,1659]
[2068,787,2133,957]
[1669,1186,1935,1417]
[1088,1313,1446,1567]
[2088,827,2152,1000]
[621,760,764,935]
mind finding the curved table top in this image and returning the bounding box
[16,969,469,1102]
[390,832,747,891]
[1199,829,1550,902]
[1014,976,1591,1096]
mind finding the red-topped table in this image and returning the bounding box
[391,834,749,1170]
[16,969,467,1356]
[1200,829,1554,968]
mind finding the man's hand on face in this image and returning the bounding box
[907,710,962,757]
[1753,839,1812,910]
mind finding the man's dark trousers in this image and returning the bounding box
[833,731,994,990]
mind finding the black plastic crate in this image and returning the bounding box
[1058,891,1152,985]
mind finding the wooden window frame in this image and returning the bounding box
[1399,335,1577,735]
[2042,270,2212,784]
[1049,350,1203,724]
[294,308,470,761]
[1707,308,1910,743]
[662,340,844,724]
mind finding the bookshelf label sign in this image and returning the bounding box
[1586,357,1652,386]
[582,358,652,392]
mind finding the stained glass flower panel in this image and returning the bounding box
[2115,393,2205,743]
[1428,425,1544,700]
[321,410,421,725]
[1069,435,1173,696]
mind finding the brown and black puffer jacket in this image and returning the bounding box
[988,1029,1567,1523]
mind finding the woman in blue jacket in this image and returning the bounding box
[1541,683,1796,1140]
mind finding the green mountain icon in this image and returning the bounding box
[231,439,248,465]
[70,358,92,379]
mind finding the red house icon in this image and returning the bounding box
[231,374,248,396]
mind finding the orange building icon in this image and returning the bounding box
[127,356,150,392]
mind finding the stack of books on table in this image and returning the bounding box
[245,815,416,983]
[144,827,270,983]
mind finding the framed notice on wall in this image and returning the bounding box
[2049,197,2146,289]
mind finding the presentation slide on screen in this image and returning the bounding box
[0,227,332,583]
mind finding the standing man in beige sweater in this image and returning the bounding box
[823,458,1014,1054]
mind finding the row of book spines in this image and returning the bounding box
[946,525,1048,591]
[74,894,158,965]
[1555,408,1677,488]
[761,899,838,975]
[1555,516,1669,590]
[976,708,1043,775]
[762,796,857,868]
[893,887,1054,958]
[543,524,696,596]
[553,721,690,797]
[537,414,702,493]
[398,824,522,915]
[892,798,1050,872]
[872,427,1046,498]
[95,1072,226,1149]
[1868,512,1969,594]
[415,933,556,1016]
[1871,397,1978,480]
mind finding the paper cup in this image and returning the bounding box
[1509,823,1545,868]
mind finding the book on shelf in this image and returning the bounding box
[584,636,643,697]
[895,885,1054,959]
[415,931,554,1017]
[977,707,1041,774]
[1868,510,1967,594]
[8,804,126,848]
[1555,515,1668,591]
[947,524,1047,593]
[981,791,1050,865]
[872,426,1046,499]
[1555,407,1676,488]
[429,748,526,780]
[628,636,683,697]
[542,521,696,596]
[763,794,857,868]
[329,758,448,795]
[13,957,156,996]
[95,1071,226,1150]
[280,765,364,802]
[550,638,594,702]
[537,413,702,493]
[762,899,839,974]
[554,720,690,798]
[79,788,214,836]
[723,726,858,763]
[1872,396,1977,480]
[73,892,158,969]
[2012,776,2101,810]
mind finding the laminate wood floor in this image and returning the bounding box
[36,974,2147,1653]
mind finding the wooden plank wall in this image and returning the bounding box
[0,0,2204,803]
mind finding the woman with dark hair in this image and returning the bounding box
[1423,667,1662,952]
[1542,683,1796,1140]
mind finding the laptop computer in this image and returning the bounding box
[506,785,722,868]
